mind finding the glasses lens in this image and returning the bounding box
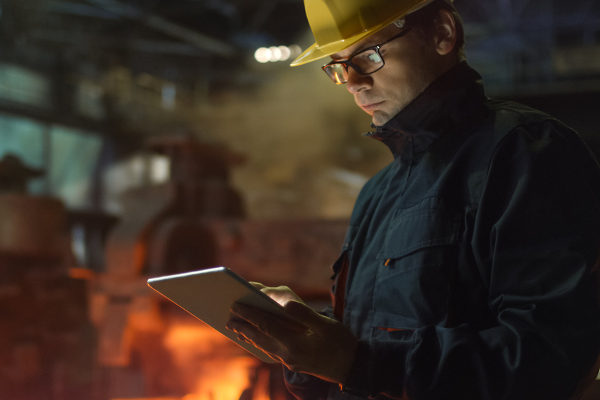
[323,63,348,85]
[351,49,383,74]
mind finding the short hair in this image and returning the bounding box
[405,0,466,59]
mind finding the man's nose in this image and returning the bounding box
[345,67,371,94]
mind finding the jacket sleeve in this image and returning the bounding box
[340,121,600,399]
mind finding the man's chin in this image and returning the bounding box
[371,112,392,127]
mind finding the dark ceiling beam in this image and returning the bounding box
[47,0,119,20]
[464,4,600,42]
[248,0,279,33]
[465,0,600,34]
[143,14,236,57]
[202,0,237,18]
[29,29,210,57]
[84,0,237,57]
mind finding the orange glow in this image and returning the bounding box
[113,398,180,400]
[252,367,271,400]
[163,322,265,400]
[68,267,95,280]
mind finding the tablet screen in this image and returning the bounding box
[147,266,285,363]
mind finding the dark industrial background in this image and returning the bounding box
[0,1,599,399]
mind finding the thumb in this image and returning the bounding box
[249,281,266,290]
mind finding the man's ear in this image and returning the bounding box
[434,9,457,56]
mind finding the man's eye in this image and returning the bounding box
[354,50,380,64]
[367,52,382,63]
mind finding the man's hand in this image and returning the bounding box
[226,283,357,384]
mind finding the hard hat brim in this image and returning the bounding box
[290,28,379,67]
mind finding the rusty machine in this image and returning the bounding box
[0,154,94,400]
[90,136,347,400]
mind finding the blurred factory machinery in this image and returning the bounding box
[0,154,93,400]
[90,135,346,400]
[0,136,347,400]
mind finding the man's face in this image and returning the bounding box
[330,24,446,126]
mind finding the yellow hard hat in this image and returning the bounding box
[291,0,442,66]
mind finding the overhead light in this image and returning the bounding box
[254,45,302,63]
[269,46,282,61]
[254,47,272,63]
[278,45,291,61]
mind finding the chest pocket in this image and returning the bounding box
[372,197,463,332]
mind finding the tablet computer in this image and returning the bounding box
[147,266,286,363]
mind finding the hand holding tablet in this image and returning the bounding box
[148,266,358,383]
[147,266,293,363]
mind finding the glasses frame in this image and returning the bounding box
[321,26,412,85]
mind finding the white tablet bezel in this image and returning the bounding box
[147,266,290,363]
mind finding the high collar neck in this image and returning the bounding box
[366,62,488,161]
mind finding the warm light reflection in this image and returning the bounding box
[163,322,265,400]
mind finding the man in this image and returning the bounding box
[227,0,600,398]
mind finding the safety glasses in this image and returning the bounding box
[321,26,411,85]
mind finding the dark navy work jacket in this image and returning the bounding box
[286,62,600,400]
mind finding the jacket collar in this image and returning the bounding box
[366,61,488,161]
